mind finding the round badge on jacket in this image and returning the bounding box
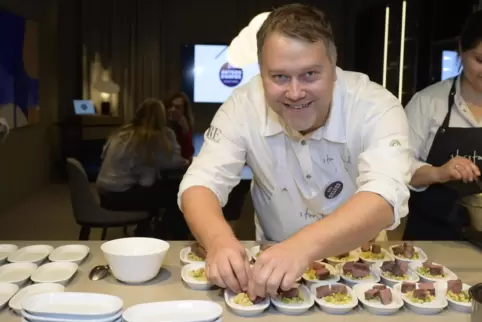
[325,181,343,199]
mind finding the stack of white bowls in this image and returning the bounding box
[100,237,170,284]
[20,292,123,322]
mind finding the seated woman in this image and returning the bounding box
[96,98,189,237]
[164,91,195,161]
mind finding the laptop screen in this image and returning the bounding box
[73,100,96,115]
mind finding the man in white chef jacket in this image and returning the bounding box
[178,3,411,300]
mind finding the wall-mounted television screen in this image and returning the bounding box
[181,44,260,104]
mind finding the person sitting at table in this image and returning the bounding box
[165,91,195,162]
[96,98,189,237]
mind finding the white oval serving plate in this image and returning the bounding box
[271,284,314,315]
[310,281,358,315]
[123,300,223,322]
[443,281,472,313]
[30,262,78,285]
[302,261,340,285]
[336,263,381,288]
[22,292,123,319]
[48,245,90,264]
[389,245,428,263]
[358,248,395,265]
[181,262,212,290]
[0,283,19,310]
[22,309,122,322]
[8,245,54,265]
[393,281,448,315]
[8,283,65,314]
[0,262,37,285]
[373,263,420,287]
[0,244,18,265]
[409,262,458,283]
[325,251,360,266]
[224,289,270,317]
[352,283,403,315]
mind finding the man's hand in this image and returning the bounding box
[436,156,480,183]
[248,239,309,300]
[205,237,251,293]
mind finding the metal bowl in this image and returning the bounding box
[461,194,482,232]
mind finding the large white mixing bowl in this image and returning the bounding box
[101,237,170,284]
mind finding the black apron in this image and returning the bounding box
[403,76,482,241]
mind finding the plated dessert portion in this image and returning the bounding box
[311,282,358,314]
[337,261,380,287]
[326,251,360,266]
[224,290,270,317]
[444,279,472,313]
[353,283,404,315]
[389,242,428,262]
[395,281,448,315]
[409,260,457,282]
[363,284,393,305]
[376,260,420,286]
[359,243,393,263]
[180,242,207,264]
[180,262,213,291]
[270,284,314,315]
[302,261,339,284]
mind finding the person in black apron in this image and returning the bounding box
[403,76,482,241]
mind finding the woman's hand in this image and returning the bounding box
[437,156,480,183]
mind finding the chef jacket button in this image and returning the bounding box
[301,140,306,145]
[306,174,312,179]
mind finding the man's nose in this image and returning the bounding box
[285,80,306,101]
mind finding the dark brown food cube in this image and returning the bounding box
[310,262,325,271]
[381,261,396,272]
[429,265,444,276]
[191,243,207,259]
[279,288,299,298]
[316,267,331,280]
[403,246,414,259]
[413,289,428,300]
[401,281,416,293]
[379,289,392,305]
[448,279,463,294]
[316,285,332,298]
[352,268,370,278]
[391,264,406,277]
[337,252,349,259]
[353,262,370,272]
[392,245,404,255]
[361,243,371,252]
[373,284,387,290]
[398,262,409,273]
[343,261,356,274]
[253,296,265,304]
[371,244,381,254]
[422,261,432,269]
[365,288,379,300]
[331,284,347,295]
[418,283,435,296]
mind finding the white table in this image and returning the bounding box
[1,240,481,321]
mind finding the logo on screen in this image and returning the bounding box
[219,63,243,87]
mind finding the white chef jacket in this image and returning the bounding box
[178,67,411,242]
[406,76,482,179]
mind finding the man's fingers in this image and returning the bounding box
[229,252,250,292]
[252,263,274,300]
[219,257,241,293]
[280,270,298,291]
[207,263,227,289]
[266,267,285,296]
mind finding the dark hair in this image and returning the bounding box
[256,3,337,64]
[164,91,194,129]
[460,10,482,52]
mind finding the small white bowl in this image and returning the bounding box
[394,281,448,315]
[0,244,18,265]
[101,237,170,284]
[224,289,270,317]
[310,281,358,315]
[336,263,381,288]
[325,251,359,266]
[181,262,212,291]
[302,261,340,285]
[358,248,394,265]
[180,246,252,265]
[352,283,403,315]
[270,284,314,315]
[372,263,420,287]
[409,262,458,283]
[389,245,427,263]
[444,282,472,313]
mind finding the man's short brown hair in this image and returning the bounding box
[256,3,337,64]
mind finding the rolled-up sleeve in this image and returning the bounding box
[356,95,411,230]
[177,94,247,210]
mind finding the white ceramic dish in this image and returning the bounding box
[122,300,223,322]
[302,261,340,285]
[224,289,270,317]
[48,245,90,264]
[0,262,37,285]
[271,284,314,315]
[373,264,420,287]
[30,262,78,285]
[8,245,53,265]
[388,245,428,263]
[101,237,170,284]
[181,262,212,291]
[21,319,122,322]
[8,283,65,314]
[409,262,458,282]
[310,281,358,315]
[22,310,122,322]
[394,282,448,315]
[0,244,18,265]
[358,248,395,264]
[443,282,472,313]
[325,251,360,266]
[0,283,18,310]
[352,283,404,315]
[336,263,381,287]
[180,246,251,265]
[22,292,123,319]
